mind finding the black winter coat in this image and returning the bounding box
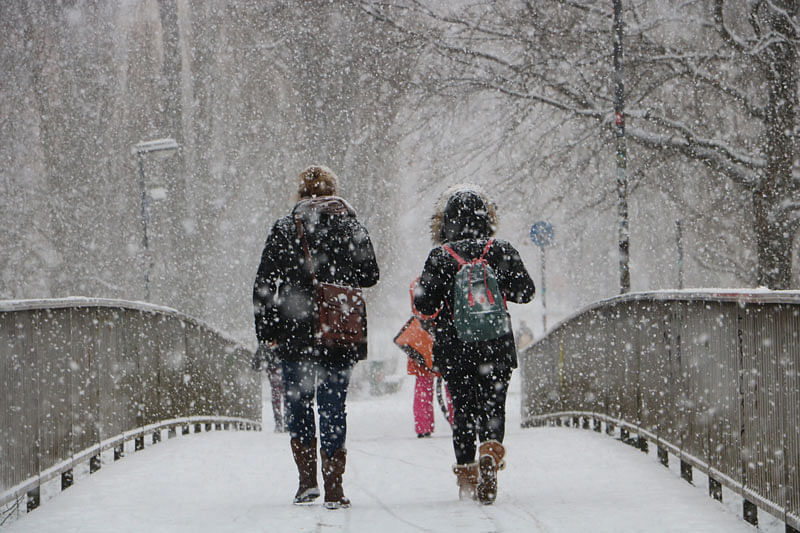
[413,187,534,381]
[253,196,380,365]
[414,238,535,379]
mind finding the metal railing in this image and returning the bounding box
[0,298,261,518]
[520,290,800,532]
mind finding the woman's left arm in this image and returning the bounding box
[350,218,380,287]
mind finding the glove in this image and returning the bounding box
[250,343,274,372]
[250,350,262,372]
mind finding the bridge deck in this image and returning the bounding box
[4,377,778,532]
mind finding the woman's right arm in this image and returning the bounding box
[253,221,293,343]
[495,241,535,304]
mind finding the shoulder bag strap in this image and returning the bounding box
[294,216,317,282]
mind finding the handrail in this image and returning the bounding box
[520,290,799,531]
[0,299,261,518]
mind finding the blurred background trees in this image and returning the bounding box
[1,0,798,345]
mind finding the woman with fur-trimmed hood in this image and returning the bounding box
[253,165,379,509]
[413,185,535,505]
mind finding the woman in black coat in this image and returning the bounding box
[414,185,535,505]
[253,165,379,509]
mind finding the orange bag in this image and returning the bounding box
[394,316,434,372]
[394,277,443,375]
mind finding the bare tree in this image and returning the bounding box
[363,0,800,288]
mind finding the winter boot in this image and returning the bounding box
[476,440,506,505]
[452,462,479,501]
[321,448,351,509]
[290,438,320,504]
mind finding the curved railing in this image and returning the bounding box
[520,290,800,532]
[0,298,261,519]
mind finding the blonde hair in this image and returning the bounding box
[297,165,338,198]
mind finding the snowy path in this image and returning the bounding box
[5,375,779,533]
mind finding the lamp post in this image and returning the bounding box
[132,138,179,301]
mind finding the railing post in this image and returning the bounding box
[657,446,669,467]
[90,455,101,473]
[26,487,40,512]
[61,469,74,490]
[680,460,692,484]
[743,499,758,526]
[708,477,722,501]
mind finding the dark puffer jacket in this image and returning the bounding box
[253,196,380,365]
[413,188,535,379]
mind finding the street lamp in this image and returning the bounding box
[132,137,179,301]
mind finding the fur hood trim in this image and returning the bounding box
[430,184,498,244]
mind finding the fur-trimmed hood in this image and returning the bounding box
[430,184,498,244]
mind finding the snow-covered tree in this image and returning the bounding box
[363,0,800,289]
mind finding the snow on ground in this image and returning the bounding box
[4,373,782,532]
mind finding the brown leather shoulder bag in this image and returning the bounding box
[294,216,367,347]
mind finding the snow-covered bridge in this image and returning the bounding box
[1,293,798,532]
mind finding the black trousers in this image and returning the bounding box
[444,361,511,465]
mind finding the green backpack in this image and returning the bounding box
[442,239,511,342]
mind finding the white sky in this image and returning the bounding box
[4,374,785,532]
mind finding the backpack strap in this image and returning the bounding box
[480,238,495,261]
[476,238,498,304]
[443,238,494,265]
[441,244,466,266]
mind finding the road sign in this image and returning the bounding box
[530,221,554,247]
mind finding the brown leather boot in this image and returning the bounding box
[476,440,506,505]
[290,438,320,504]
[321,448,351,509]
[452,462,479,501]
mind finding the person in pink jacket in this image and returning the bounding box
[396,278,454,438]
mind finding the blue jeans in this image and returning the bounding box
[281,359,353,458]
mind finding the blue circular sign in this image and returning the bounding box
[530,221,554,247]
